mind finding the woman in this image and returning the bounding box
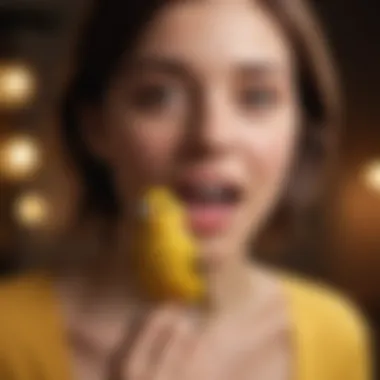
[0,0,372,379]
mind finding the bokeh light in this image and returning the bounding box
[0,135,42,181]
[13,192,50,229]
[0,63,36,109]
[363,160,380,193]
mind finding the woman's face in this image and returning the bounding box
[90,0,300,265]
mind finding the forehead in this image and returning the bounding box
[134,0,294,72]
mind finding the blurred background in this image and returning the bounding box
[0,0,379,366]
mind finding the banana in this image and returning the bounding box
[133,187,204,303]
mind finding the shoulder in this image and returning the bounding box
[0,271,55,341]
[0,270,52,310]
[280,272,372,378]
[0,272,71,380]
[281,273,369,334]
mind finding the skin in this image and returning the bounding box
[59,0,301,379]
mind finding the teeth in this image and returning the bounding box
[197,185,224,200]
[176,183,237,203]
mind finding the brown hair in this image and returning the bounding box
[61,0,340,260]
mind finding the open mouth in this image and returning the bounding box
[175,183,241,204]
[174,180,243,234]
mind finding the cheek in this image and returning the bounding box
[243,115,299,192]
[105,116,184,185]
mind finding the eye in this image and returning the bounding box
[131,83,182,113]
[238,87,278,110]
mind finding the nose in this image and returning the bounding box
[185,88,236,157]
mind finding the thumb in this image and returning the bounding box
[106,308,149,380]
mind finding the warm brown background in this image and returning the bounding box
[0,0,379,369]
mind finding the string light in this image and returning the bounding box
[363,160,380,194]
[0,63,36,109]
[13,192,50,229]
[0,135,41,181]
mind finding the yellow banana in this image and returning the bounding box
[133,187,204,303]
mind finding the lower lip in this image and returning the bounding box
[185,203,237,234]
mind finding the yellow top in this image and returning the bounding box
[0,271,372,380]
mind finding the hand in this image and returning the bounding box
[108,305,199,380]
[108,299,288,380]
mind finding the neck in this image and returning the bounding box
[200,254,255,317]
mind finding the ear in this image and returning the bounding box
[80,105,112,162]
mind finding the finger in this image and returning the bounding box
[154,317,196,380]
[120,305,180,380]
[108,311,145,380]
[179,325,222,380]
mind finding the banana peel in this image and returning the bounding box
[132,187,204,303]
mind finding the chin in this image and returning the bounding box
[197,235,239,269]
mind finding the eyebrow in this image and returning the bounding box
[128,56,284,79]
[128,57,191,79]
[237,62,285,78]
